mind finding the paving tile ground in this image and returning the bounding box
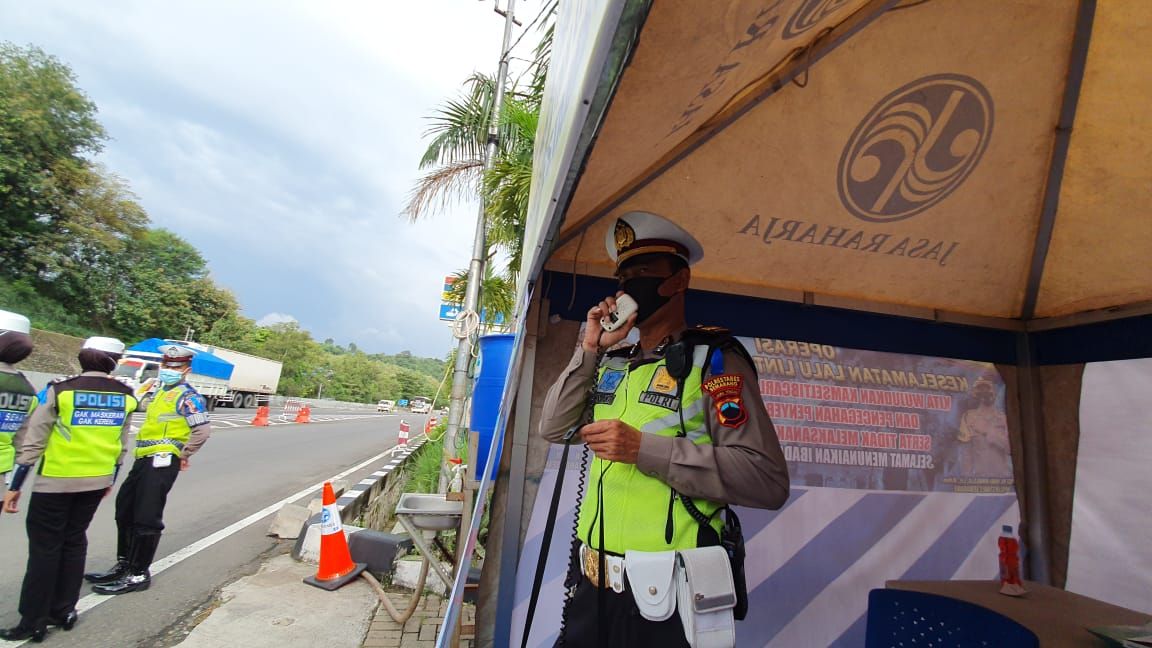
[362,592,475,648]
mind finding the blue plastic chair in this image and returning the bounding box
[865,588,1039,647]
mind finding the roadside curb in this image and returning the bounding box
[291,436,430,562]
[336,435,428,520]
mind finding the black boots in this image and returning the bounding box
[92,533,159,596]
[86,526,133,584]
[0,622,47,642]
[84,558,128,584]
[91,570,150,595]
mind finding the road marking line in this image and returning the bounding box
[62,447,403,624]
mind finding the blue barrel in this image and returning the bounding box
[470,334,515,481]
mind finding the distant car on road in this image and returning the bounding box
[410,397,432,414]
[377,400,395,413]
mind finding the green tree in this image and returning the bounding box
[257,322,323,397]
[28,167,149,329]
[202,313,265,354]
[442,264,515,329]
[0,43,107,272]
[107,229,237,342]
[403,2,555,324]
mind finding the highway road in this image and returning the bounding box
[0,407,431,647]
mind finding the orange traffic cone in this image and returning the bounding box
[295,404,311,424]
[303,482,366,591]
[251,405,269,427]
[398,420,409,445]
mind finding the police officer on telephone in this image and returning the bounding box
[537,211,789,646]
[0,310,37,488]
[87,344,211,595]
[2,336,138,642]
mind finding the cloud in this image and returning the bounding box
[1,0,539,357]
[256,313,299,327]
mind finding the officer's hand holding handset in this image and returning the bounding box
[583,292,638,353]
[580,292,643,463]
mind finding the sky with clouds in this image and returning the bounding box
[2,0,539,358]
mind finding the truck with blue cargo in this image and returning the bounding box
[113,338,282,409]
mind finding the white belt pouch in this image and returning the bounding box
[624,550,678,621]
[675,545,736,648]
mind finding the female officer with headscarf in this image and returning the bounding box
[1,337,138,642]
[0,310,37,488]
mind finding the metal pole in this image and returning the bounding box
[441,0,518,492]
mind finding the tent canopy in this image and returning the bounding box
[494,1,1152,621]
[126,338,234,381]
[522,0,1152,342]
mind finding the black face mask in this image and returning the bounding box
[620,275,673,325]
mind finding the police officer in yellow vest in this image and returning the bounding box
[0,310,37,488]
[1,336,138,642]
[539,211,790,646]
[87,344,211,595]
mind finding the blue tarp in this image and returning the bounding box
[127,339,234,381]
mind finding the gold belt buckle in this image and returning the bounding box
[583,545,601,587]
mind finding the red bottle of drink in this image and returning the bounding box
[998,525,1026,596]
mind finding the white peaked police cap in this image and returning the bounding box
[0,310,31,335]
[606,210,704,267]
[82,336,126,355]
[158,345,195,365]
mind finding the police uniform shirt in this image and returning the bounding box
[539,341,789,509]
[16,371,137,494]
[1,362,36,474]
[138,384,211,459]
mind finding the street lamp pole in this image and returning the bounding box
[441,0,518,492]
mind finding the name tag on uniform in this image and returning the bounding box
[152,453,173,468]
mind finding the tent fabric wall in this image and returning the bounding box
[1066,358,1152,613]
[1037,364,1085,589]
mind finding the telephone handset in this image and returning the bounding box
[599,294,638,332]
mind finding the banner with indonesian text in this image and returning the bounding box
[740,337,1012,494]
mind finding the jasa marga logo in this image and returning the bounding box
[838,73,994,222]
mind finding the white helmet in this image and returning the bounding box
[0,310,31,335]
[82,336,126,355]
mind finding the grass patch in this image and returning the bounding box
[26,329,84,374]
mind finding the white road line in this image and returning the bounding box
[44,447,404,630]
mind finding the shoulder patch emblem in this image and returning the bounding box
[702,374,743,397]
[702,374,747,428]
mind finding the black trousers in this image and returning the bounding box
[558,576,691,647]
[19,490,104,624]
[114,456,180,537]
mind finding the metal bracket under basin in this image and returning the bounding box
[394,493,464,589]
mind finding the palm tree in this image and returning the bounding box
[443,263,516,332]
[403,1,556,322]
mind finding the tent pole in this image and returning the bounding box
[492,293,540,647]
[1017,332,1051,585]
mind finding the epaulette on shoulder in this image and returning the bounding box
[681,325,732,343]
[683,326,756,373]
[179,382,203,397]
[605,344,637,358]
[49,374,79,385]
